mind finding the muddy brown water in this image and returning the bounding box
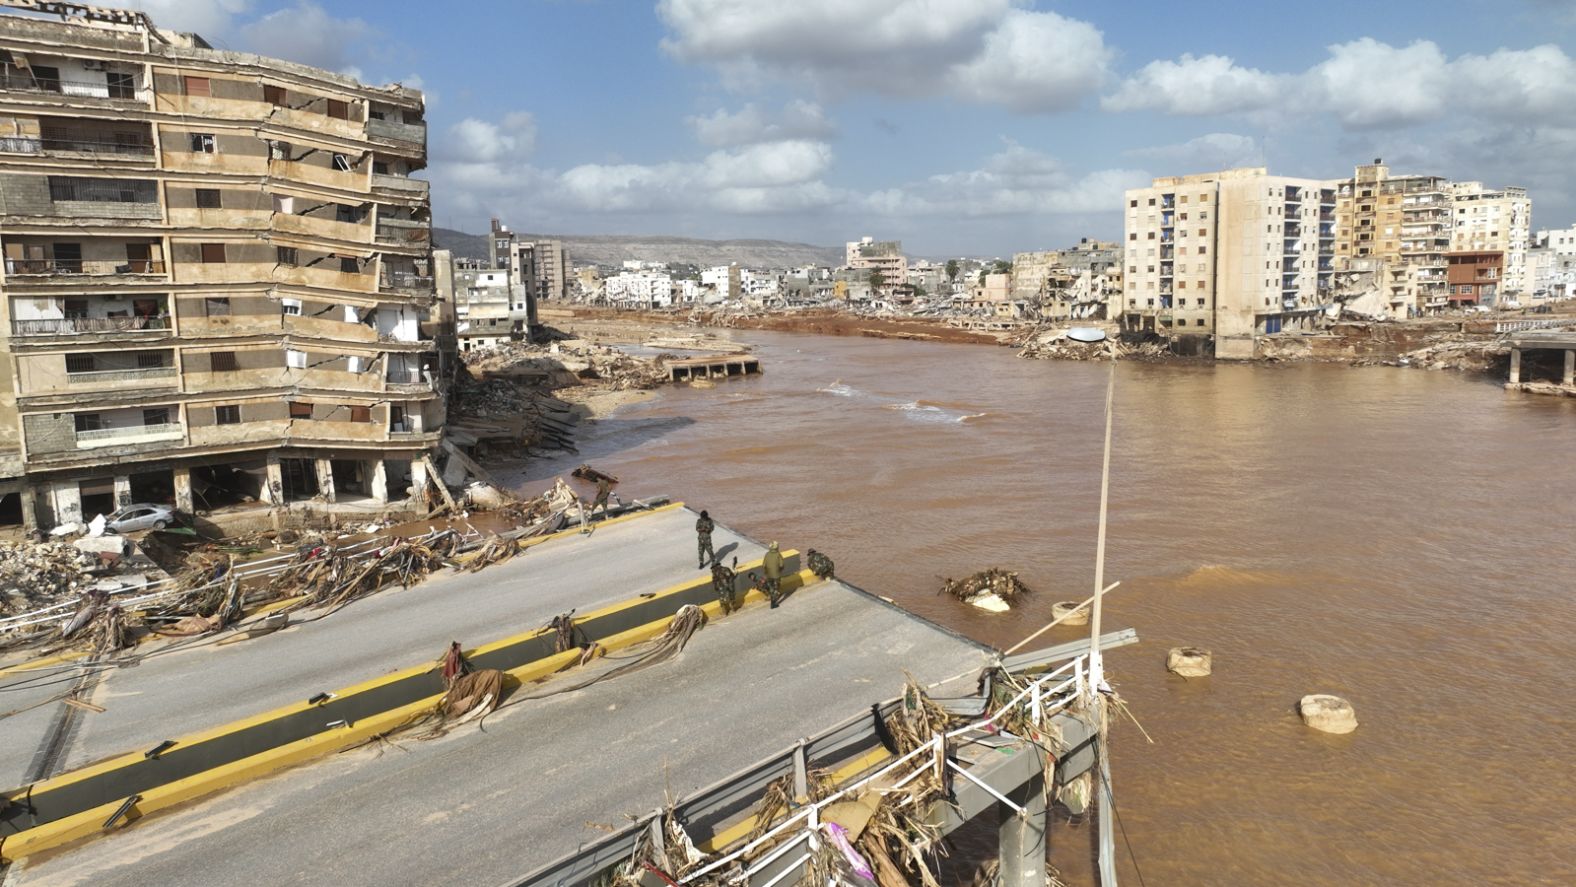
[503,330,1576,885]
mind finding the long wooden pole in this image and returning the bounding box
[1089,348,1117,665]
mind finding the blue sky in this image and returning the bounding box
[125,0,1576,255]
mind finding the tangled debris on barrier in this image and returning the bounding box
[939,567,1034,612]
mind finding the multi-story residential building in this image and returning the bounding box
[1445,251,1502,306]
[700,264,740,302]
[1450,182,1530,296]
[1333,160,1452,316]
[1123,167,1336,359]
[1530,225,1576,301]
[532,239,569,303]
[603,270,672,308]
[0,7,441,530]
[844,236,908,285]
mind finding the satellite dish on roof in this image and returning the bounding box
[1067,327,1107,343]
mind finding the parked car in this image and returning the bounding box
[104,503,176,533]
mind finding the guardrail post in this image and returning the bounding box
[792,740,808,801]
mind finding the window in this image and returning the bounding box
[339,256,359,274]
[65,354,96,373]
[215,405,241,425]
[135,352,166,368]
[1196,318,1206,327]
[195,188,221,209]
[200,243,226,264]
[349,405,371,423]
[288,401,313,419]
[1199,246,1207,255]
[281,298,302,316]
[107,71,135,99]
[373,161,389,175]
[73,413,102,433]
[142,408,169,426]
[277,246,299,266]
[286,349,307,369]
[203,298,231,320]
[369,109,386,121]
[189,132,216,153]
[332,153,352,172]
[390,405,406,430]
[182,75,210,97]
[209,351,237,372]
[263,84,286,105]
[325,99,350,120]
[1128,199,1137,208]
[1128,233,1137,241]
[335,203,361,223]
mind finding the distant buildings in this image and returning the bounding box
[1531,225,1576,301]
[844,236,908,288]
[1333,160,1452,316]
[1449,181,1530,296]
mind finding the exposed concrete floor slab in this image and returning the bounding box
[0,507,762,784]
[8,579,989,887]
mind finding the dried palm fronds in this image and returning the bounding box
[939,568,1033,608]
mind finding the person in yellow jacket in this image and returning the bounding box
[762,541,784,608]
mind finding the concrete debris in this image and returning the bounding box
[0,539,99,616]
[940,568,1033,611]
[1299,694,1359,734]
[1051,600,1090,626]
[1016,328,1169,362]
[1166,646,1213,677]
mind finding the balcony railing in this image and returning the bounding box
[75,421,183,447]
[375,221,431,245]
[0,73,145,101]
[370,173,429,195]
[367,117,426,144]
[5,259,166,276]
[67,366,176,384]
[12,315,170,336]
[380,272,434,291]
[0,135,154,156]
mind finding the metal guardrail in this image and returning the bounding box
[514,630,1138,887]
[66,366,175,384]
[0,73,145,101]
[74,421,182,444]
[1497,317,1572,333]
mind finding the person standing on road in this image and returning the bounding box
[762,541,784,608]
[712,558,738,614]
[695,510,716,568]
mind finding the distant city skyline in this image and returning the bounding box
[119,0,1576,254]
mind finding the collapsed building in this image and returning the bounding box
[0,3,442,531]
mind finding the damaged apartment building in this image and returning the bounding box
[0,4,442,531]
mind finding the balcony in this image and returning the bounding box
[5,259,166,277]
[76,422,184,449]
[371,174,430,198]
[67,366,176,385]
[367,116,426,146]
[385,368,433,393]
[380,271,434,294]
[375,217,432,246]
[12,315,169,336]
[0,72,147,103]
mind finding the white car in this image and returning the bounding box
[104,503,176,533]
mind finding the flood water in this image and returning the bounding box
[506,331,1576,885]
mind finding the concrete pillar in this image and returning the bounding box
[998,773,1048,887]
[19,486,38,534]
[410,457,430,505]
[113,475,132,509]
[370,459,389,504]
[1564,349,1575,387]
[52,481,83,526]
[263,454,284,504]
[315,458,336,504]
[173,467,194,514]
[1509,348,1522,384]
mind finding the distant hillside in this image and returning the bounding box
[432,228,843,269]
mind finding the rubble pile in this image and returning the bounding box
[463,340,668,393]
[940,568,1034,612]
[0,540,98,615]
[1017,333,1169,362]
[1395,339,1511,373]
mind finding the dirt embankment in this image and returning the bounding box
[541,306,1008,347]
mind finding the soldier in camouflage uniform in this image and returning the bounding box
[806,549,834,580]
[590,476,612,522]
[762,542,784,608]
[695,510,716,569]
[711,559,738,614]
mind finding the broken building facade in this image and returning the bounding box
[0,8,441,530]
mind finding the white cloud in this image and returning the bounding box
[440,113,536,164]
[1126,133,1264,171]
[689,100,836,147]
[658,0,1109,112]
[121,0,250,38]
[863,140,1147,218]
[1102,53,1283,115]
[949,10,1113,112]
[556,140,837,213]
[238,1,372,73]
[1108,39,1576,130]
